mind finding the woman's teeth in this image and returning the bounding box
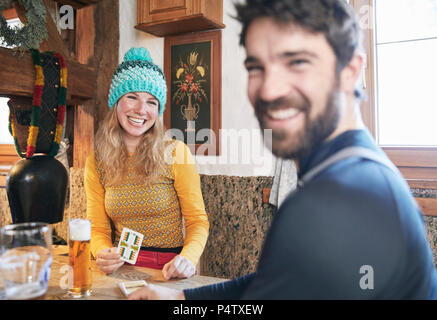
[128,116,145,125]
[267,108,300,120]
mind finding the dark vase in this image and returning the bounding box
[6,155,68,224]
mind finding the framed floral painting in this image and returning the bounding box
[163,30,222,156]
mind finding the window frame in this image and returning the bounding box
[351,0,437,189]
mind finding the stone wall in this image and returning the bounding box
[199,175,275,278]
[413,189,437,265]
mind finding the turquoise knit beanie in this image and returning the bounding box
[108,47,167,115]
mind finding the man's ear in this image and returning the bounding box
[339,53,364,95]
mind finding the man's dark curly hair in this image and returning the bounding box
[235,0,362,74]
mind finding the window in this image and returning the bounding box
[0,97,19,181]
[352,0,437,188]
[375,0,437,146]
[0,8,21,185]
[0,17,21,48]
[0,11,20,147]
[0,98,13,144]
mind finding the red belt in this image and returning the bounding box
[134,249,178,270]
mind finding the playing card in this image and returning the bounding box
[117,227,144,264]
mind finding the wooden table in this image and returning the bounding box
[46,245,227,300]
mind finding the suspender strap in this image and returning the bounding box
[298,146,399,188]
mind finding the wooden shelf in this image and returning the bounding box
[135,14,225,37]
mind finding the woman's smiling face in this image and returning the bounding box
[116,91,159,143]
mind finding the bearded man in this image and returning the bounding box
[130,0,437,299]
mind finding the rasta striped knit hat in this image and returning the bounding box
[108,47,167,115]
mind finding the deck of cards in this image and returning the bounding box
[117,227,144,265]
[118,280,148,297]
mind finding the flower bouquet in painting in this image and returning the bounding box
[172,51,208,132]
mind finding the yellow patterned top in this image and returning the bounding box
[84,141,209,265]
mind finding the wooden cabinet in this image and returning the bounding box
[135,0,225,37]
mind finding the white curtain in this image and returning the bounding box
[269,158,297,208]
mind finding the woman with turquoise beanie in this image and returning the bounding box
[84,47,209,280]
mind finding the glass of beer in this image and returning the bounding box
[0,222,53,300]
[68,219,91,298]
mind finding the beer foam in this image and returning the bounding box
[69,219,91,241]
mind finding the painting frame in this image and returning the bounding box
[163,30,222,156]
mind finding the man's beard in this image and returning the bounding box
[254,87,341,160]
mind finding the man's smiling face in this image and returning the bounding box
[244,17,342,159]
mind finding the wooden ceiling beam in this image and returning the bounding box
[0,47,95,103]
[52,0,99,9]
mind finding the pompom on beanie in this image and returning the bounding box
[108,47,167,116]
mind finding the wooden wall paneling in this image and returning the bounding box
[73,106,94,168]
[76,5,95,64]
[399,167,437,180]
[93,0,119,126]
[384,148,437,168]
[0,145,20,166]
[72,0,119,168]
[416,198,437,217]
[408,180,437,190]
[73,5,95,168]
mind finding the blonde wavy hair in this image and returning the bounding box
[94,106,169,187]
